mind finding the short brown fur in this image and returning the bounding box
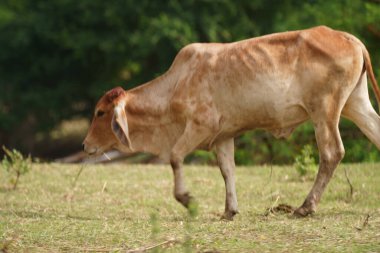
[84,26,380,220]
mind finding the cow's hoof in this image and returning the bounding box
[175,192,193,208]
[221,210,239,221]
[293,206,315,218]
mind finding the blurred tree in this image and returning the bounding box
[0,0,379,163]
[0,0,282,155]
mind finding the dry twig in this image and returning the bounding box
[264,195,279,216]
[103,152,111,161]
[355,214,370,231]
[268,162,273,183]
[72,165,86,188]
[66,164,87,216]
[344,167,354,201]
[101,181,107,193]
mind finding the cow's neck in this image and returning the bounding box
[125,72,179,161]
[129,73,175,114]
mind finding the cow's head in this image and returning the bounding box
[82,86,133,155]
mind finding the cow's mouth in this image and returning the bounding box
[83,145,98,155]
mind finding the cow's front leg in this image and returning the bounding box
[215,138,239,220]
[170,158,192,208]
[170,121,212,209]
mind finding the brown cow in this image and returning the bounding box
[83,26,380,220]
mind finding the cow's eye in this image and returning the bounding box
[96,110,105,117]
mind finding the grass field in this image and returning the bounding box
[1,162,380,252]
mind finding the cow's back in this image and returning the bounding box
[170,26,363,137]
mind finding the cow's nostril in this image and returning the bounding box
[82,143,85,151]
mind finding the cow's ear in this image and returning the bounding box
[111,101,133,151]
[106,86,124,102]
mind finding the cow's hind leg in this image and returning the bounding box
[342,74,380,149]
[294,117,345,217]
[215,138,239,220]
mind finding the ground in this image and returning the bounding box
[1,163,379,252]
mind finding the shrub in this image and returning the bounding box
[1,146,32,190]
[294,145,317,180]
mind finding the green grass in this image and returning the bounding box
[1,163,380,252]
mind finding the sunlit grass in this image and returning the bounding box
[1,163,379,252]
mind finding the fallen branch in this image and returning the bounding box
[61,246,124,252]
[126,238,179,253]
[62,238,178,253]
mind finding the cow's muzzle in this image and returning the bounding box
[82,142,98,155]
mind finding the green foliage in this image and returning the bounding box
[0,0,279,153]
[234,123,317,165]
[149,212,160,253]
[1,146,32,189]
[150,212,160,235]
[186,150,216,165]
[294,145,317,179]
[184,201,198,252]
[0,0,379,164]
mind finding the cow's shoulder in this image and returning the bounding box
[298,26,358,59]
[176,43,200,62]
[172,42,223,67]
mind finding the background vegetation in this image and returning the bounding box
[0,0,379,164]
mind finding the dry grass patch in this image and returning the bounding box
[1,163,379,252]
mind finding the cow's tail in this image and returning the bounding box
[361,44,380,113]
[346,32,380,113]
[346,33,380,111]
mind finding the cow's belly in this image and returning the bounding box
[222,103,308,136]
[200,104,308,149]
[215,78,309,138]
